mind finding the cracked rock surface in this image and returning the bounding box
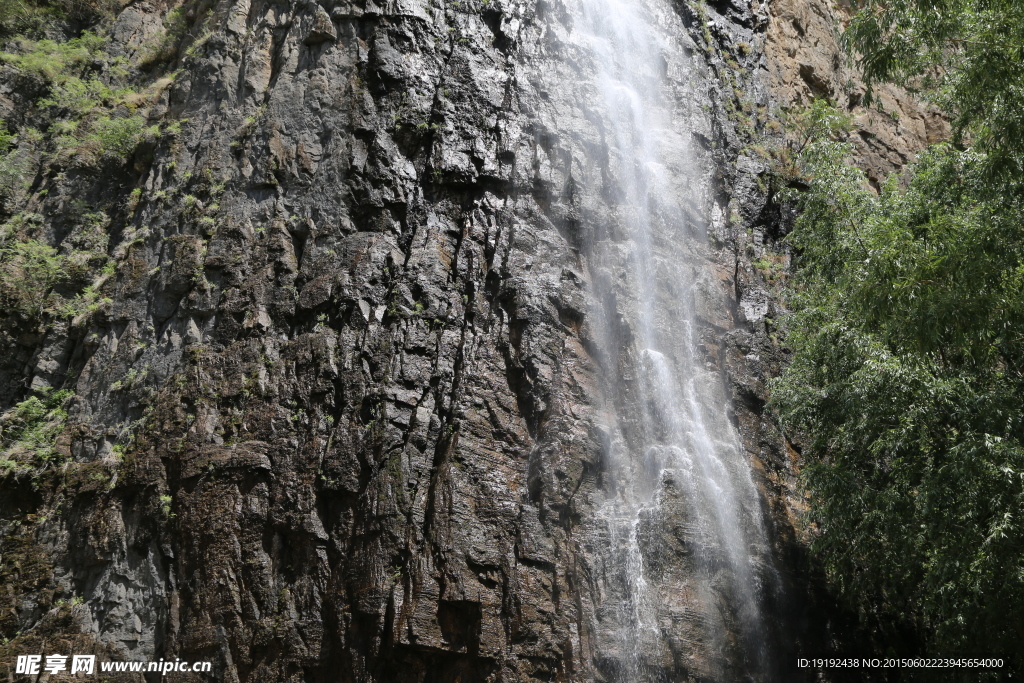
[0,0,924,680]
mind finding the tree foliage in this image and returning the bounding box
[773,3,1024,660]
[773,117,1024,657]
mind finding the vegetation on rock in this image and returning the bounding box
[0,6,189,329]
[0,0,117,36]
[845,0,1024,184]
[0,387,71,476]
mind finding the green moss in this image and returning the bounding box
[64,461,112,493]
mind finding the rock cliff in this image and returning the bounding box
[764,0,947,184]
[0,0,927,680]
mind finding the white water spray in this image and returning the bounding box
[567,0,776,678]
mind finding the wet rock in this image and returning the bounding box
[0,0,900,680]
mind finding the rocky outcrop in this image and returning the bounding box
[764,0,948,185]
[0,0,925,681]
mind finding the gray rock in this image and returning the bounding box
[0,0,895,679]
[303,5,338,45]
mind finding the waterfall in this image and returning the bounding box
[565,0,778,679]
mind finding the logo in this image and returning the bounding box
[15,654,95,675]
[13,654,211,675]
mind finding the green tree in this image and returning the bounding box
[773,2,1024,660]
[773,131,1024,658]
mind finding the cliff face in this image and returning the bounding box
[0,0,914,681]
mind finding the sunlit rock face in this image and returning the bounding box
[764,0,949,189]
[0,0,872,681]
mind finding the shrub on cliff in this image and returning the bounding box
[845,0,1024,186]
[0,0,120,35]
[0,387,72,477]
[0,33,158,166]
[0,213,113,321]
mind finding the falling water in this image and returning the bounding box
[566,0,777,679]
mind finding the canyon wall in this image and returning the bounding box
[0,0,932,680]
